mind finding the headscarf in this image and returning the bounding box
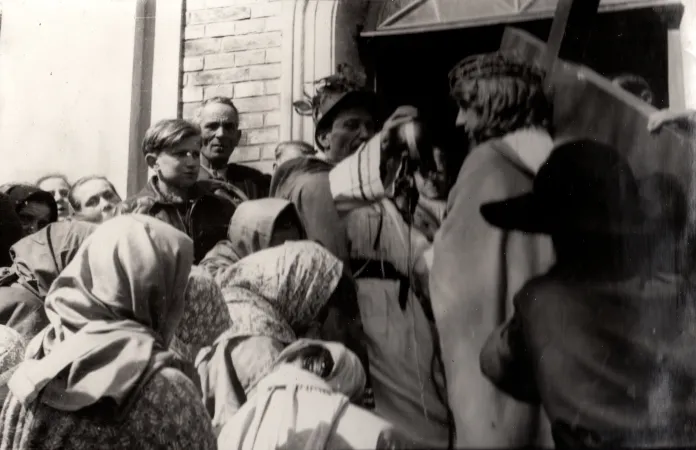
[215,240,344,344]
[0,184,58,224]
[4,220,98,298]
[201,199,307,269]
[0,193,23,268]
[270,339,366,400]
[0,325,25,405]
[7,215,194,415]
[171,265,232,363]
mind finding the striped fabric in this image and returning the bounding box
[329,135,386,213]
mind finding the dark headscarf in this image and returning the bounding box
[0,184,59,225]
[0,193,23,267]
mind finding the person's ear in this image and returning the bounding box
[145,153,159,169]
[232,129,242,147]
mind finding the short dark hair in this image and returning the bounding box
[449,52,552,144]
[142,119,201,157]
[194,97,240,124]
[274,141,316,160]
[36,173,70,187]
[68,175,120,211]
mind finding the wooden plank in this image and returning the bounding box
[500,27,696,221]
[543,0,601,73]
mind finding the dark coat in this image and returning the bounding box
[198,162,271,201]
[481,271,696,448]
[116,177,236,263]
[270,157,350,267]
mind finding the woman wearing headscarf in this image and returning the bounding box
[0,184,58,236]
[217,338,412,450]
[0,193,23,268]
[200,198,307,279]
[0,215,216,449]
[0,326,25,406]
[170,265,233,364]
[0,220,97,341]
[196,241,366,433]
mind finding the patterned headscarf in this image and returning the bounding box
[8,215,194,415]
[214,240,344,344]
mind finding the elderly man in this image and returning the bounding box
[195,97,271,200]
[429,52,556,448]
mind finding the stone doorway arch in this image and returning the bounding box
[279,0,373,145]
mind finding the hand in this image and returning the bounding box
[382,105,420,132]
[647,109,696,134]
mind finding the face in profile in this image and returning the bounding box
[150,136,202,189]
[318,106,376,164]
[72,178,121,223]
[38,177,70,219]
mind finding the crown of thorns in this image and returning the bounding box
[292,64,369,117]
[448,52,545,92]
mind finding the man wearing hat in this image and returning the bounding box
[271,65,417,264]
[428,51,556,447]
[479,139,696,448]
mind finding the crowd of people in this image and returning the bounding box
[0,50,694,449]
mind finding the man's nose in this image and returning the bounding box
[358,124,372,140]
[455,109,467,127]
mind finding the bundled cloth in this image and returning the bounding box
[217,339,410,450]
[0,325,25,405]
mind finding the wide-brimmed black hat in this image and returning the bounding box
[480,139,662,236]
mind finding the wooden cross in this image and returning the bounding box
[542,0,601,82]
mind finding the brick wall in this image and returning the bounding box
[181,0,283,174]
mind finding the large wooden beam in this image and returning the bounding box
[543,0,601,75]
[501,27,696,223]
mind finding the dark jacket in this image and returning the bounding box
[116,177,237,263]
[270,157,350,267]
[481,271,696,448]
[198,162,271,201]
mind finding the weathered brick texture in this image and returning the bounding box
[181,0,284,174]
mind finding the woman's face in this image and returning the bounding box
[18,200,53,235]
[153,136,202,189]
[38,177,70,219]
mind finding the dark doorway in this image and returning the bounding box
[362,6,677,157]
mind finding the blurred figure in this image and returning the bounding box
[0,184,58,236]
[36,174,71,220]
[479,140,696,448]
[273,140,316,170]
[116,119,237,262]
[612,73,655,106]
[0,193,23,268]
[195,97,271,200]
[68,176,122,223]
[430,51,555,447]
[0,215,216,449]
[0,220,97,341]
